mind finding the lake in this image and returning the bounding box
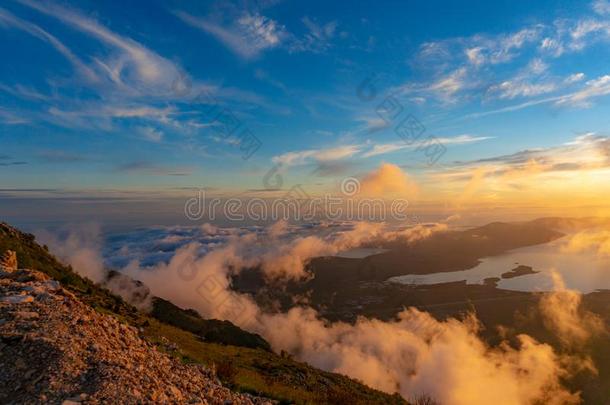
[388,236,610,293]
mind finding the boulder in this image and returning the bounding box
[0,250,17,271]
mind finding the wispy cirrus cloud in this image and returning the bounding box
[175,10,287,60]
[0,1,200,134]
[399,3,610,111]
[357,116,391,132]
[463,27,542,66]
[416,26,543,71]
[4,0,288,132]
[556,74,610,107]
[175,8,340,60]
[362,135,493,158]
[593,0,610,15]
[485,59,558,100]
[400,27,544,103]
[272,144,362,166]
[0,107,29,125]
[0,6,96,80]
[137,126,164,143]
[468,72,610,118]
[427,67,470,102]
[272,134,491,165]
[45,105,178,130]
[290,16,338,53]
[17,0,182,95]
[0,83,50,101]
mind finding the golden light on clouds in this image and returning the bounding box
[561,230,610,256]
[358,163,419,198]
[419,133,610,215]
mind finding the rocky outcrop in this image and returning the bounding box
[0,250,17,271]
[0,264,273,405]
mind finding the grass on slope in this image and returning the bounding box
[144,318,406,405]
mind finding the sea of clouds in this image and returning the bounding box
[35,220,607,404]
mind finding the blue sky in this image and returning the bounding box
[2,0,610,224]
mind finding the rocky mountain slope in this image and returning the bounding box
[0,261,271,404]
[0,222,406,404]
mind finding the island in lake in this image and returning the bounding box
[501,265,539,279]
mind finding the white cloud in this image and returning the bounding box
[464,95,560,118]
[429,26,542,68]
[556,74,610,107]
[291,17,338,52]
[18,0,182,95]
[489,81,557,100]
[528,58,549,74]
[362,135,492,158]
[0,83,49,101]
[302,16,337,41]
[539,272,605,347]
[593,0,610,14]
[50,105,175,120]
[175,10,286,60]
[486,58,558,100]
[0,6,96,80]
[564,72,586,84]
[45,105,177,130]
[489,27,542,64]
[137,126,164,142]
[273,134,491,164]
[407,27,541,101]
[465,47,485,66]
[239,13,284,48]
[106,106,175,119]
[0,107,29,125]
[540,37,564,57]
[409,15,610,107]
[36,224,106,283]
[469,73,610,117]
[428,68,469,101]
[358,116,391,132]
[361,143,409,158]
[538,17,610,56]
[568,19,610,50]
[272,145,362,166]
[2,1,284,134]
